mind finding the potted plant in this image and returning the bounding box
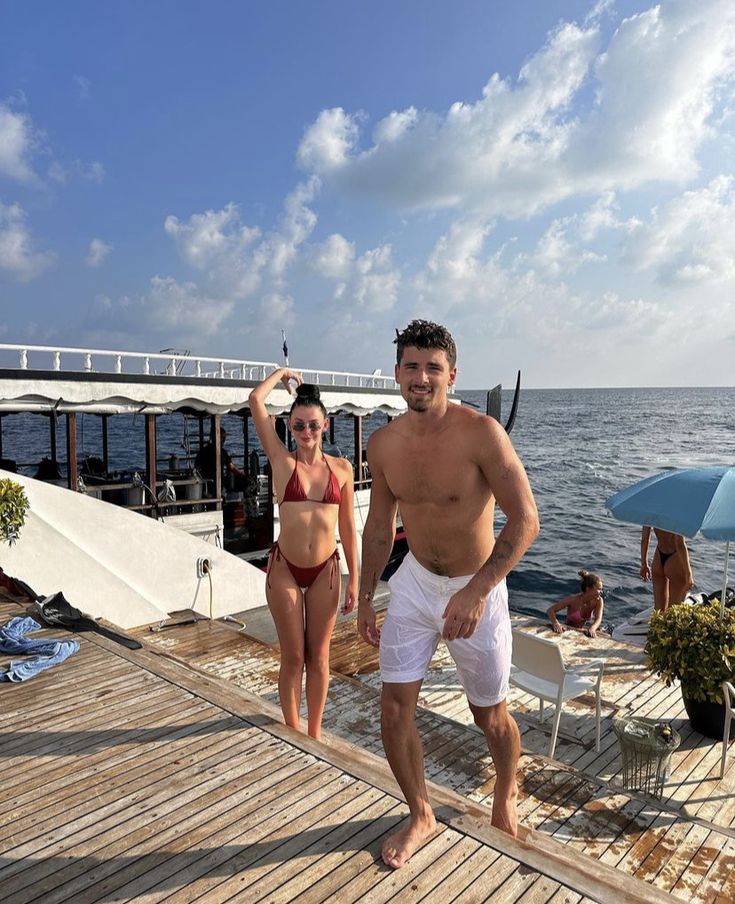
[0,477,29,546]
[646,599,735,739]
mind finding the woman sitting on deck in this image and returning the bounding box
[249,369,358,739]
[547,570,605,638]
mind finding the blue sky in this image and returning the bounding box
[1,0,734,388]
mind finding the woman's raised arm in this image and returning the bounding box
[248,367,302,463]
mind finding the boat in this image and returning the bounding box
[612,606,654,646]
[612,590,731,646]
[0,343,418,627]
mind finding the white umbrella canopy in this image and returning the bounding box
[606,466,735,617]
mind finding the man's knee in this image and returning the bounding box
[471,700,512,735]
[381,684,419,731]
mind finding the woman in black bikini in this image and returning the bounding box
[249,368,358,739]
[640,526,693,612]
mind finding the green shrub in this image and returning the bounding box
[646,600,735,703]
[0,478,29,546]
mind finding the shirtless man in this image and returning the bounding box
[640,526,693,612]
[357,320,539,869]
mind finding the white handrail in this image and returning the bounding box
[0,342,400,390]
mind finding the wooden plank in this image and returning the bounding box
[231,791,402,904]
[123,772,361,904]
[375,834,481,903]
[328,829,456,904]
[1,711,249,831]
[174,780,389,903]
[0,686,197,769]
[1,699,225,808]
[7,751,329,904]
[450,854,520,903]
[249,789,406,904]
[0,723,258,869]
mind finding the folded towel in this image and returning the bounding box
[0,616,79,682]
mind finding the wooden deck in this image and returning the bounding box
[134,603,735,903]
[1,591,673,904]
[2,586,734,902]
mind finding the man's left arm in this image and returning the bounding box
[442,419,539,640]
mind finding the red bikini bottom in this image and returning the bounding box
[267,542,340,590]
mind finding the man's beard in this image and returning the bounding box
[406,387,432,411]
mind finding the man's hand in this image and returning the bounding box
[441,585,488,640]
[358,602,380,647]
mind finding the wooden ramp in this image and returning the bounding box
[0,594,671,904]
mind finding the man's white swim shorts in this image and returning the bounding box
[380,552,511,707]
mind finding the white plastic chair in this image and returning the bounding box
[720,681,735,778]
[510,629,604,758]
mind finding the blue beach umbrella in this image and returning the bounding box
[606,466,735,617]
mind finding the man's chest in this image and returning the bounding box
[384,443,483,505]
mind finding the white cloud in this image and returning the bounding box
[373,108,418,144]
[165,179,319,306]
[165,203,260,270]
[353,245,400,312]
[86,238,112,267]
[260,291,295,326]
[73,75,91,101]
[310,233,354,279]
[579,0,735,186]
[0,104,38,183]
[297,108,360,174]
[266,177,319,278]
[96,276,234,339]
[0,202,54,281]
[311,234,401,313]
[295,1,735,220]
[624,175,735,284]
[79,160,105,183]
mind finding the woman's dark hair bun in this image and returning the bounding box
[296,383,320,401]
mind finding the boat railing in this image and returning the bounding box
[0,343,400,390]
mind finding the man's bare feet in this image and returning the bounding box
[382,813,438,869]
[491,785,519,837]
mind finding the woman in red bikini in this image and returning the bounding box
[249,367,358,739]
[640,526,693,612]
[547,570,605,638]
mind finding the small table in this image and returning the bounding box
[613,716,681,799]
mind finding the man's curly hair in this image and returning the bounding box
[394,320,457,367]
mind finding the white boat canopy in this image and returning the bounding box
[0,344,408,418]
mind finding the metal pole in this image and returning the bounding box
[721,541,730,620]
[145,414,157,514]
[66,413,78,490]
[49,415,57,467]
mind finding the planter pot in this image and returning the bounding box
[682,691,735,740]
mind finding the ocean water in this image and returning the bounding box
[2,386,734,628]
[470,386,735,626]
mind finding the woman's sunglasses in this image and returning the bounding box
[291,420,323,433]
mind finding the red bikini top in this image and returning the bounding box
[280,455,342,506]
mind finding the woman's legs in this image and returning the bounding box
[651,549,670,611]
[266,554,306,731]
[303,561,340,739]
[665,556,694,607]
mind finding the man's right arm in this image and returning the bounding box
[358,434,398,647]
